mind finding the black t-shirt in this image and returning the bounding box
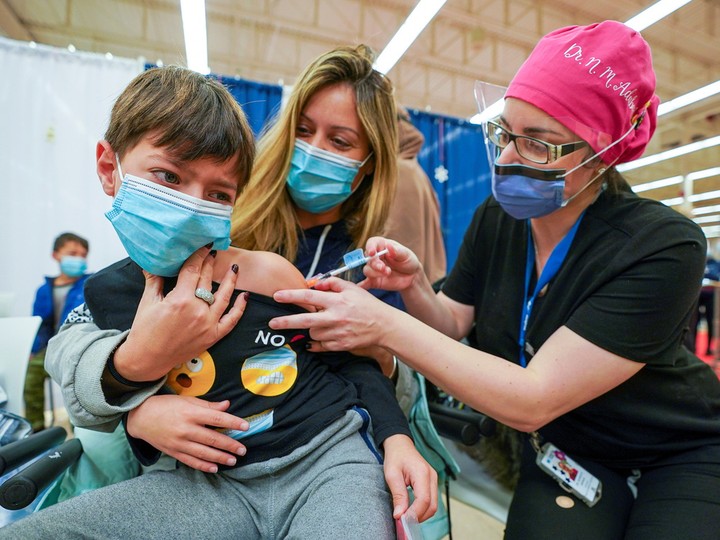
[85,259,410,467]
[443,185,720,468]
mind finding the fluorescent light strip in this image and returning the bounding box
[702,227,720,238]
[661,196,684,206]
[632,166,720,192]
[659,80,720,116]
[664,189,720,207]
[689,167,720,181]
[180,0,210,74]
[624,0,693,32]
[695,204,720,216]
[701,225,720,236]
[633,175,683,193]
[694,215,720,224]
[373,0,448,75]
[617,135,720,172]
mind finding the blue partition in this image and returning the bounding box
[409,110,492,269]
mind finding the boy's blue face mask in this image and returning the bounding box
[286,139,372,214]
[59,256,87,278]
[105,162,232,277]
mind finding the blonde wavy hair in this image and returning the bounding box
[230,44,398,261]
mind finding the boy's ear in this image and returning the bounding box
[96,140,119,197]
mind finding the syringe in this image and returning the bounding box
[306,248,389,288]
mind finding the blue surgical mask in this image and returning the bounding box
[492,160,607,220]
[59,256,87,278]
[286,139,372,214]
[492,162,567,219]
[106,163,232,277]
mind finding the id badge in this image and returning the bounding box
[535,442,602,507]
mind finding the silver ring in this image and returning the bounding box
[194,287,215,306]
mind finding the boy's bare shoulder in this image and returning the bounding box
[218,248,307,297]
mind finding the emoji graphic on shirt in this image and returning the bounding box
[166,350,217,396]
[241,345,298,397]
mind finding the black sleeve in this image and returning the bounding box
[322,352,412,446]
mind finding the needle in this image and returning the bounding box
[306,249,389,288]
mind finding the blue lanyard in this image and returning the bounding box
[518,215,584,367]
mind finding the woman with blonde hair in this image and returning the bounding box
[232,44,400,307]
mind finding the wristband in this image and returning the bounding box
[106,346,158,389]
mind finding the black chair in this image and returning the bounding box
[0,422,83,513]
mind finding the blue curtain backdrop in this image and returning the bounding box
[217,76,282,136]
[145,64,283,137]
[148,65,492,270]
[409,109,492,268]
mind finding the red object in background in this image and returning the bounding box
[695,327,720,379]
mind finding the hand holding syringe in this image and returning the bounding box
[306,248,389,288]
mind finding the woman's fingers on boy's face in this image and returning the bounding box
[176,245,213,292]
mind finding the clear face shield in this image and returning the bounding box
[473,81,631,219]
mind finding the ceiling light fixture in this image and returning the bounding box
[694,202,720,215]
[658,80,720,116]
[624,0,693,31]
[373,0,448,75]
[180,0,210,74]
[617,135,720,173]
[632,175,684,193]
[632,167,720,193]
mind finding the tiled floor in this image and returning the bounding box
[443,497,505,539]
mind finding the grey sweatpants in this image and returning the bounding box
[0,409,394,539]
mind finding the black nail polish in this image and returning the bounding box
[231,264,239,274]
[205,242,213,249]
[210,250,217,257]
[243,291,249,301]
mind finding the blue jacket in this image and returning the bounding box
[31,274,90,354]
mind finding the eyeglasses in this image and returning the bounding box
[485,120,588,164]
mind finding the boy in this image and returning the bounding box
[25,232,90,432]
[4,66,434,538]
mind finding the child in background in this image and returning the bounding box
[25,232,90,432]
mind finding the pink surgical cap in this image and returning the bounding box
[505,20,660,165]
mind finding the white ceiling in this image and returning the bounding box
[2,0,719,224]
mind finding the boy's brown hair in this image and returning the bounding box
[53,232,89,252]
[105,66,255,192]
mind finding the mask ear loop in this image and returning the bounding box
[557,103,649,208]
[115,154,125,182]
[561,102,650,179]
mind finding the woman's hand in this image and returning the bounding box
[382,434,438,522]
[125,394,249,473]
[113,246,247,382]
[358,238,423,293]
[270,278,395,352]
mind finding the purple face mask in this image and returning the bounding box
[491,162,567,220]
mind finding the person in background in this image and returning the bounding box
[231,45,401,308]
[24,232,90,432]
[269,21,720,539]
[384,106,447,285]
